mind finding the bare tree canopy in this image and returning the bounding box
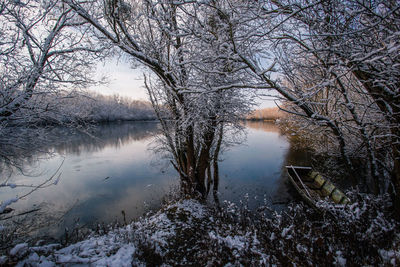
[59,0,400,217]
[63,0,257,197]
[1,0,399,217]
[223,0,400,216]
[0,0,105,128]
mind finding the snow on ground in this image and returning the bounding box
[7,199,209,266]
[3,195,400,266]
[208,231,247,251]
[14,226,136,266]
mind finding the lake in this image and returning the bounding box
[1,121,308,239]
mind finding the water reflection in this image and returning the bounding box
[244,120,281,133]
[48,121,160,155]
[0,122,160,177]
[1,120,310,241]
[1,121,174,238]
[214,121,290,209]
[213,121,311,209]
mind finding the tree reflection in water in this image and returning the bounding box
[0,121,165,244]
[0,121,310,244]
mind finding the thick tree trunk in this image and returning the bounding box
[206,166,212,196]
[195,127,216,198]
[213,124,223,194]
[185,130,196,195]
[0,72,38,120]
[195,158,208,198]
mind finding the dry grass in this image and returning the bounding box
[246,107,285,121]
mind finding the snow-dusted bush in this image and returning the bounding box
[5,194,399,266]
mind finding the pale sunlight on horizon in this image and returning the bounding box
[90,57,278,109]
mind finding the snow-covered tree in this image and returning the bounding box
[217,0,400,217]
[276,0,399,216]
[0,0,104,129]
[4,0,396,215]
[0,0,107,214]
[64,0,256,197]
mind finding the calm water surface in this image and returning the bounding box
[2,121,307,237]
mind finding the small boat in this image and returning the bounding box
[286,166,350,210]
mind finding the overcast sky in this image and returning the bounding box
[89,58,278,109]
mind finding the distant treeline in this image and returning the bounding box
[246,107,285,121]
[58,91,157,123]
[1,90,157,127]
[0,90,157,166]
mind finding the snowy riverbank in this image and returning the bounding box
[3,194,400,266]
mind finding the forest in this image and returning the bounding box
[1,0,400,265]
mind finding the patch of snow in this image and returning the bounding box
[296,244,308,253]
[53,175,61,185]
[26,253,39,262]
[7,183,17,188]
[281,226,293,238]
[31,244,60,254]
[133,208,178,255]
[10,243,28,257]
[174,199,206,219]
[334,251,346,266]
[252,231,260,246]
[0,197,18,213]
[208,231,247,251]
[150,228,175,247]
[270,232,275,241]
[94,244,135,266]
[379,248,400,266]
[15,224,137,266]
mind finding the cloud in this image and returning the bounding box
[89,57,148,100]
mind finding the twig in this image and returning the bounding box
[0,208,41,221]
